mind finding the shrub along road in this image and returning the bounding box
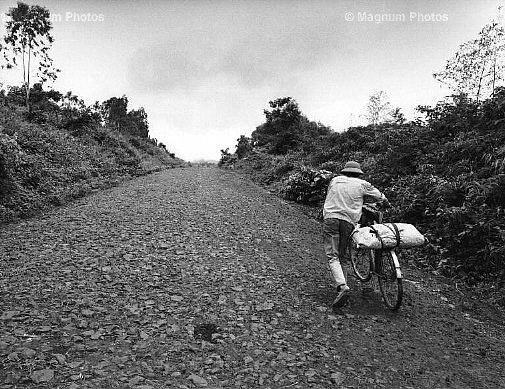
[1,167,504,388]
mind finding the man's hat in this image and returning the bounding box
[341,161,364,175]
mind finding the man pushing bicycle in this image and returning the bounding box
[322,161,390,308]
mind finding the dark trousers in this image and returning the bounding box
[323,218,354,264]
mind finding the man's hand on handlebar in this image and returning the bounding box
[382,198,392,209]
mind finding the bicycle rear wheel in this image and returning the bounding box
[377,250,403,311]
[348,238,373,282]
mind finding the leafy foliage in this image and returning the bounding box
[282,166,332,204]
[223,90,505,287]
[1,83,155,139]
[0,85,184,223]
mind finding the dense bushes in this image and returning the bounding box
[222,92,505,288]
[282,166,332,204]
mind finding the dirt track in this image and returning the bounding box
[1,167,504,388]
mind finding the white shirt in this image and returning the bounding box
[323,175,386,225]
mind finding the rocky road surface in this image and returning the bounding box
[1,167,505,389]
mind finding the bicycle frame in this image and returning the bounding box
[362,205,401,273]
[352,202,404,310]
[378,249,402,279]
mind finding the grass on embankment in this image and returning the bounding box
[0,106,186,223]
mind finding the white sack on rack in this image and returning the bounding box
[352,223,426,249]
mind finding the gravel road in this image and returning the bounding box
[1,167,504,388]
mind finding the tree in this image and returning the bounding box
[27,83,61,121]
[389,107,406,125]
[263,97,301,124]
[101,96,129,131]
[434,13,505,102]
[235,135,253,159]
[100,96,150,137]
[1,2,59,109]
[364,91,392,126]
[126,107,149,138]
[61,91,86,118]
[251,97,303,154]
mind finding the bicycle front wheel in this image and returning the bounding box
[349,238,373,282]
[377,250,403,311]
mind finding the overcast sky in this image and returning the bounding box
[0,0,502,161]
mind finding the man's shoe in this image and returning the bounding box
[333,284,350,308]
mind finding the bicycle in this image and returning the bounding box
[348,204,403,311]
